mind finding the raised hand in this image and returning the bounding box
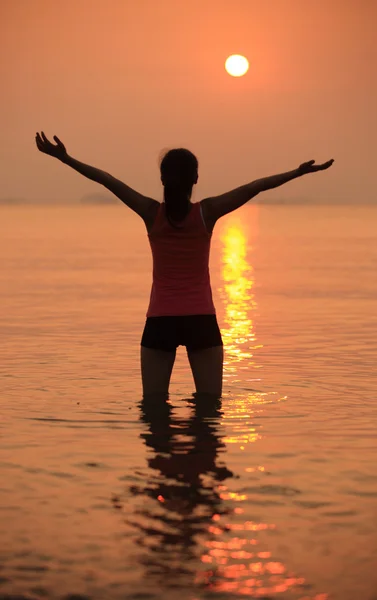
[35,132,67,161]
[298,159,334,174]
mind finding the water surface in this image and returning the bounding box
[1,205,377,600]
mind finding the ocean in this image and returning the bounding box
[1,204,377,600]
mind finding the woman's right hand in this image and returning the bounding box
[35,132,68,161]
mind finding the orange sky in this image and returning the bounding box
[1,0,376,203]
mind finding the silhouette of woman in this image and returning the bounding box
[35,132,333,396]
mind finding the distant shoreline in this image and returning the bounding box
[0,200,376,207]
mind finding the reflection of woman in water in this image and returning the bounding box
[125,395,232,581]
[36,132,333,396]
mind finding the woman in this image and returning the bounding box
[35,132,333,397]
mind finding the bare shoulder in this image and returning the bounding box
[200,198,217,233]
[143,199,161,232]
[104,174,160,224]
[200,184,251,225]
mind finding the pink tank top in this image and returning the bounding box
[146,202,216,317]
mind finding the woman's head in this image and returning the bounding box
[160,148,198,189]
[160,149,198,224]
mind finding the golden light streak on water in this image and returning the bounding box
[219,214,261,384]
[192,213,312,597]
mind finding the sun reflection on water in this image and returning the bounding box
[218,212,262,384]
[190,213,314,598]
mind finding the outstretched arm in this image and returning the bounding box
[35,132,158,221]
[201,159,334,225]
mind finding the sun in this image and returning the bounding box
[225,55,249,77]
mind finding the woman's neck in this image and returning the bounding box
[164,200,192,224]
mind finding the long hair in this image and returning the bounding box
[160,148,198,227]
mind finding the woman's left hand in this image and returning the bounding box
[298,159,334,174]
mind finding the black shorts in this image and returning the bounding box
[141,314,223,353]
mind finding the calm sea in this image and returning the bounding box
[1,205,377,600]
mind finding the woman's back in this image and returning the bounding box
[147,202,216,317]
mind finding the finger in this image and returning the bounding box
[53,135,64,148]
[35,133,47,151]
[41,131,51,144]
[319,159,334,170]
